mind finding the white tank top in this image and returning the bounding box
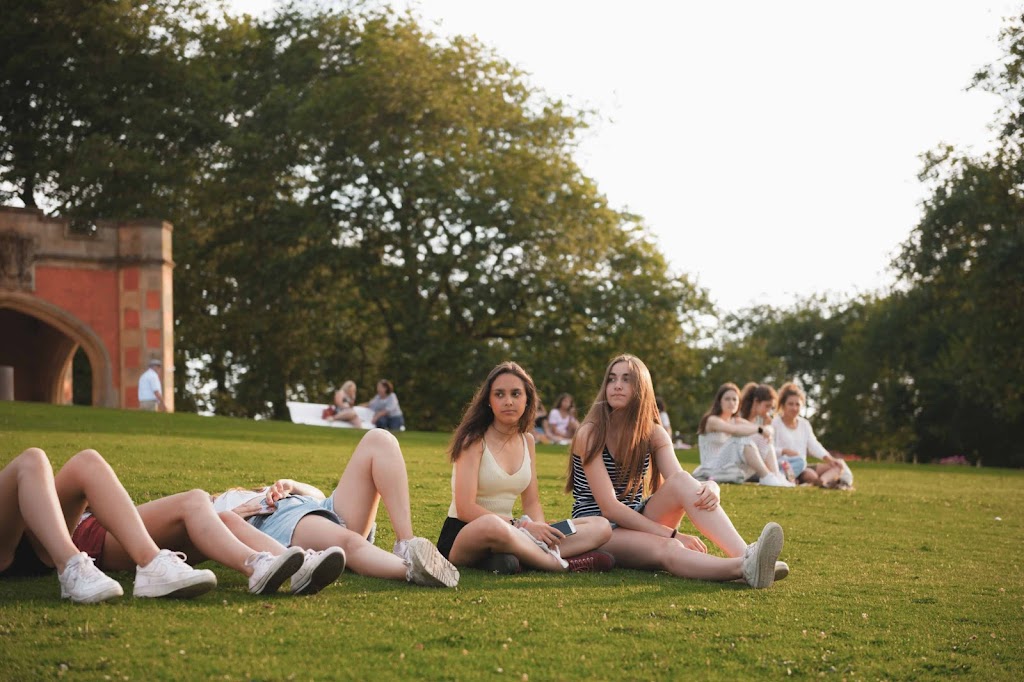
[448,434,531,518]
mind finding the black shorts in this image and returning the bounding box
[1,534,52,578]
[436,517,470,560]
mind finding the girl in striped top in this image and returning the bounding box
[567,354,788,588]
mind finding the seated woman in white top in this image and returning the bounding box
[435,362,613,574]
[692,383,792,486]
[772,383,847,488]
[546,393,580,443]
[737,383,794,485]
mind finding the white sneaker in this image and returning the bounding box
[742,522,784,589]
[759,473,795,487]
[134,549,217,598]
[246,547,304,595]
[59,552,123,603]
[402,537,459,588]
[290,547,346,595]
[775,561,790,582]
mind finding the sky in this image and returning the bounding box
[227,0,1016,312]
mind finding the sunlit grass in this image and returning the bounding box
[1,402,1022,680]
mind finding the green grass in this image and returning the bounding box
[1,402,1022,681]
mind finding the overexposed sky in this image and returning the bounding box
[229,0,1014,311]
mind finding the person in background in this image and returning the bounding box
[137,358,165,412]
[365,379,405,431]
[325,380,361,427]
[656,396,672,434]
[568,355,787,588]
[692,382,792,487]
[737,383,794,485]
[547,393,580,443]
[772,383,849,488]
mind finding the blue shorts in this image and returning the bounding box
[248,493,377,546]
[779,455,807,478]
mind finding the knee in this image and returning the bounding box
[591,517,613,544]
[663,469,698,499]
[361,427,399,451]
[15,447,52,474]
[68,448,105,467]
[218,509,242,527]
[180,488,213,512]
[476,514,514,543]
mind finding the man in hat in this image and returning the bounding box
[138,359,166,412]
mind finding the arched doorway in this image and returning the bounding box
[0,293,115,407]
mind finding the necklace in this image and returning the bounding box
[487,425,517,453]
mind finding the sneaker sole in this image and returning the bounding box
[135,571,217,599]
[408,538,459,588]
[293,549,346,596]
[750,523,784,589]
[251,548,305,595]
[66,583,125,604]
[775,561,789,582]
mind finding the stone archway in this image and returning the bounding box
[0,292,115,407]
[0,207,174,410]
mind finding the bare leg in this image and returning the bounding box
[0,448,80,572]
[600,527,743,580]
[330,429,413,540]
[52,449,161,568]
[291,514,406,580]
[641,470,748,557]
[741,444,773,479]
[448,515,565,572]
[97,491,272,576]
[557,517,612,557]
[799,469,821,486]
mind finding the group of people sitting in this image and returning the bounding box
[3,353,795,605]
[323,379,405,431]
[532,393,581,445]
[692,382,852,489]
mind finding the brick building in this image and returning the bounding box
[0,207,174,410]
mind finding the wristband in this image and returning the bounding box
[670,528,677,539]
[757,426,763,435]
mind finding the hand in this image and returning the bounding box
[522,520,564,548]
[231,500,272,519]
[760,424,774,440]
[265,479,292,508]
[693,480,720,511]
[677,533,707,553]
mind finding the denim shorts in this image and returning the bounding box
[778,455,807,478]
[249,495,342,546]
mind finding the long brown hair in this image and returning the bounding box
[565,354,663,499]
[448,361,538,461]
[738,382,777,420]
[697,382,741,434]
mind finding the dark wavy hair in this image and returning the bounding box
[447,361,538,461]
[697,382,741,434]
[738,382,778,420]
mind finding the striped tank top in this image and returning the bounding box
[570,447,650,518]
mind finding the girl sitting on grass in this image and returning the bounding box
[692,382,793,487]
[567,354,788,588]
[772,383,850,488]
[436,361,614,574]
[213,428,459,588]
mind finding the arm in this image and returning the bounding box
[706,415,764,437]
[804,421,834,463]
[518,433,546,524]
[264,478,326,507]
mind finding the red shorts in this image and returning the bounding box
[71,516,108,563]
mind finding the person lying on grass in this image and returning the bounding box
[1,446,323,602]
[567,354,788,588]
[436,361,614,575]
[212,428,458,588]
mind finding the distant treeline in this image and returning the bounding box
[2,2,1020,466]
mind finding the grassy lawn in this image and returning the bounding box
[1,401,1022,681]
